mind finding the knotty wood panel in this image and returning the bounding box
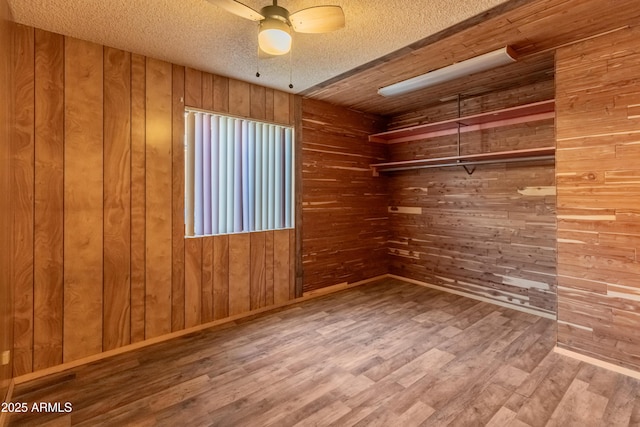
[301,98,389,293]
[130,53,146,343]
[385,85,557,317]
[11,26,297,375]
[103,46,131,351]
[12,24,35,377]
[33,29,64,371]
[63,36,104,362]
[303,0,640,116]
[229,234,251,316]
[0,2,14,396]
[555,25,640,371]
[145,58,173,339]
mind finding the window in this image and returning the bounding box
[184,109,294,237]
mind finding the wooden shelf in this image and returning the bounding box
[369,99,555,144]
[371,146,556,174]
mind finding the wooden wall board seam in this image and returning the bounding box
[171,64,186,332]
[33,27,64,372]
[102,45,132,352]
[130,53,147,344]
[11,23,35,377]
[144,57,173,339]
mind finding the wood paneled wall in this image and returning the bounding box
[1,0,14,401]
[300,98,389,292]
[385,82,558,317]
[10,25,296,376]
[555,26,640,370]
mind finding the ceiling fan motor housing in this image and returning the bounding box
[260,5,290,25]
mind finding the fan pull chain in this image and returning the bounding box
[288,47,293,89]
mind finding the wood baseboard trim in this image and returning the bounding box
[14,275,388,385]
[554,346,640,380]
[0,380,15,427]
[387,274,556,320]
[302,274,389,298]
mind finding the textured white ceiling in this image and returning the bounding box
[8,0,510,94]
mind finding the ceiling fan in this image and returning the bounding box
[208,0,345,56]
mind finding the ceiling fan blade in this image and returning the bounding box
[289,6,345,33]
[206,0,264,21]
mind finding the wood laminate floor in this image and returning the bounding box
[8,278,640,426]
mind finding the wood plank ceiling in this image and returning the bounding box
[302,0,640,117]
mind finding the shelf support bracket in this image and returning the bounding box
[462,164,476,175]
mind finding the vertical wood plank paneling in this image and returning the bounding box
[33,29,64,371]
[145,58,173,339]
[265,231,274,306]
[202,72,213,111]
[130,53,146,343]
[184,238,202,328]
[229,78,250,117]
[273,229,290,304]
[171,64,185,332]
[265,88,274,122]
[63,37,104,362]
[103,46,131,351]
[250,85,266,120]
[0,0,13,393]
[201,236,214,323]
[185,67,202,108]
[12,24,35,376]
[250,232,266,310]
[10,26,301,374]
[289,228,296,300]
[213,75,229,113]
[273,90,290,124]
[229,233,250,315]
[213,235,229,320]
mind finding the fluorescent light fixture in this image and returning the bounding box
[258,18,292,56]
[378,46,518,97]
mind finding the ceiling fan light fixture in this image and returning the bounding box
[258,18,292,56]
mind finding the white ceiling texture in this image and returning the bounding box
[8,0,510,94]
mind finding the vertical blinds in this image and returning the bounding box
[185,110,294,237]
